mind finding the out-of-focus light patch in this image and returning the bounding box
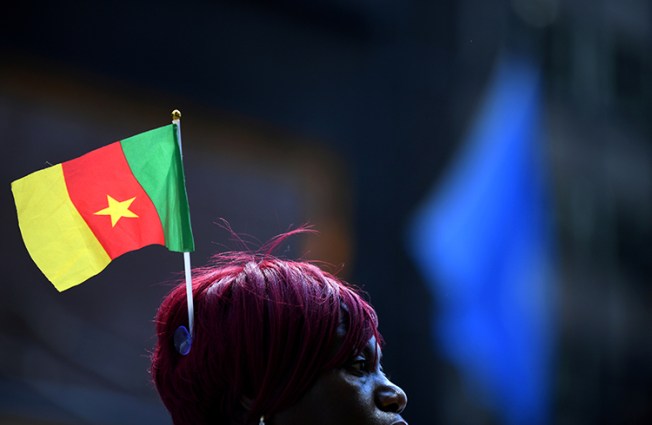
[511,0,559,28]
[408,53,555,425]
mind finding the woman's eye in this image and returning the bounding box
[346,357,368,375]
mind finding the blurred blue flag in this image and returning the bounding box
[408,53,555,425]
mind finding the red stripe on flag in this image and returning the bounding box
[62,142,165,259]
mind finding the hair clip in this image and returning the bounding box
[174,325,192,355]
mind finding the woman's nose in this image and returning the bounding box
[375,379,408,414]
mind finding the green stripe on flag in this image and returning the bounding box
[120,124,195,252]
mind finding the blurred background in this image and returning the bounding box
[1,0,650,424]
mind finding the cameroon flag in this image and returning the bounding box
[11,124,194,292]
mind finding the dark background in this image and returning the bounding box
[1,1,651,424]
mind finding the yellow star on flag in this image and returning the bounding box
[94,195,139,227]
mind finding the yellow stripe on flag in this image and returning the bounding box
[12,164,111,291]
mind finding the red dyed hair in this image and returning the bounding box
[151,232,381,425]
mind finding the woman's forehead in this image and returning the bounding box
[364,335,382,358]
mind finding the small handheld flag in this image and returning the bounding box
[11,113,195,292]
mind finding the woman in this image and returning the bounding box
[151,232,408,425]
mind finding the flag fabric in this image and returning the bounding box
[12,124,194,292]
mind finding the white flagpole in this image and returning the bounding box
[183,252,194,336]
[172,109,194,342]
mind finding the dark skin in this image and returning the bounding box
[273,336,408,425]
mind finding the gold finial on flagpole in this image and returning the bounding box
[172,109,182,121]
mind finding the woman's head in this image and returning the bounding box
[152,241,406,425]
